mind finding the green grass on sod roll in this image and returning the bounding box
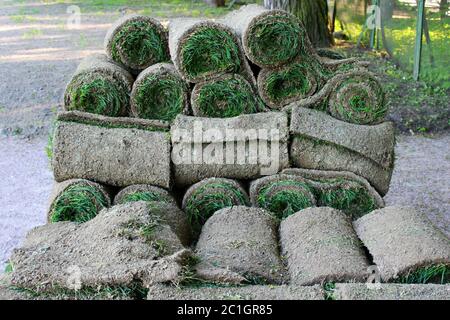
[396,264,449,284]
[133,75,185,121]
[185,182,248,231]
[195,76,260,118]
[111,20,168,68]
[51,184,108,223]
[65,74,129,117]
[181,27,241,79]
[247,16,304,67]
[257,180,314,220]
[119,191,170,204]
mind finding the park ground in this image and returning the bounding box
[0,0,449,270]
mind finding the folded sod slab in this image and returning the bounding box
[195,206,287,285]
[280,207,370,285]
[130,63,189,122]
[52,111,171,188]
[354,206,450,283]
[105,14,169,72]
[47,179,111,223]
[64,54,133,117]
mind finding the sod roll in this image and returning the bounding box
[282,168,385,219]
[64,54,133,117]
[114,184,177,206]
[249,174,316,220]
[285,69,387,125]
[280,207,370,285]
[47,179,111,223]
[10,202,192,291]
[333,283,450,300]
[130,63,189,122]
[52,111,171,188]
[222,4,307,68]
[147,284,324,300]
[171,112,289,186]
[290,107,395,195]
[354,206,450,283]
[105,14,169,72]
[182,178,249,232]
[196,206,286,284]
[191,74,263,118]
[168,19,255,85]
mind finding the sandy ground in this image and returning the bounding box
[0,1,449,272]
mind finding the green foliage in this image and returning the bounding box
[4,260,13,274]
[66,74,128,117]
[257,180,314,219]
[50,184,108,223]
[396,264,449,284]
[119,191,169,204]
[181,27,241,79]
[133,75,185,121]
[111,20,168,68]
[323,282,336,300]
[196,76,260,117]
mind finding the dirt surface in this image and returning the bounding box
[0,1,448,273]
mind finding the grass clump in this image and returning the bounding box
[50,183,108,223]
[248,16,304,67]
[111,20,168,69]
[396,264,449,284]
[65,74,129,117]
[195,75,260,118]
[181,26,241,79]
[120,191,170,204]
[257,180,314,220]
[323,282,336,300]
[133,75,185,121]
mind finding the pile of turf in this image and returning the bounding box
[47,179,111,223]
[181,178,249,232]
[64,54,133,117]
[105,15,169,72]
[130,63,189,122]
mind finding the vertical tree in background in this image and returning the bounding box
[264,0,333,47]
[205,0,225,7]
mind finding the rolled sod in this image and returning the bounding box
[282,168,384,219]
[105,14,169,72]
[147,284,324,300]
[290,107,395,195]
[222,4,307,68]
[333,283,450,300]
[191,74,263,118]
[171,112,289,186]
[130,63,189,122]
[168,19,255,85]
[257,60,318,109]
[280,207,370,285]
[64,54,133,117]
[196,206,286,284]
[47,179,111,223]
[9,202,192,292]
[114,184,177,206]
[354,206,450,283]
[182,178,249,232]
[52,111,171,188]
[249,174,316,220]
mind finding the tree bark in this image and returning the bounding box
[265,0,333,47]
[205,0,225,7]
[440,0,448,20]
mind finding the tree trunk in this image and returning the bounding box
[440,0,448,20]
[265,0,333,47]
[205,0,225,7]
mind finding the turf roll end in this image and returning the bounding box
[48,179,111,223]
[105,15,169,71]
[114,184,177,206]
[131,63,189,121]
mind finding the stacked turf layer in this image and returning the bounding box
[47,179,111,223]
[130,63,189,121]
[354,206,450,284]
[249,174,316,220]
[281,168,385,219]
[105,15,169,72]
[182,178,249,232]
[52,111,171,188]
[114,184,177,206]
[64,54,133,117]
